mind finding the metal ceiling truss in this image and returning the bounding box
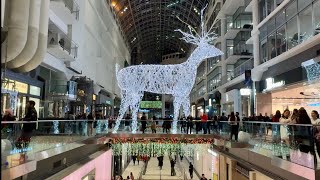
[109,0,208,64]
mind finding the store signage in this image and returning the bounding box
[265,78,285,91]
[29,85,41,96]
[106,100,111,105]
[240,88,251,96]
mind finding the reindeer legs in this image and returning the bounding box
[182,97,191,117]
[172,96,183,134]
[130,92,144,133]
[113,91,130,133]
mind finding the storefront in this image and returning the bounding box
[70,76,94,115]
[1,70,43,119]
[258,65,320,115]
[96,89,114,118]
[196,98,205,117]
[221,89,241,116]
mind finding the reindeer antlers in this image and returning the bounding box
[175,4,218,45]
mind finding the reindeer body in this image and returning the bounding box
[117,62,196,95]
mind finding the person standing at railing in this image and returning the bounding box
[279,109,291,147]
[17,101,37,149]
[201,113,208,134]
[124,114,131,132]
[186,115,193,134]
[311,110,320,162]
[141,113,147,134]
[181,116,187,133]
[272,110,282,142]
[296,108,314,159]
[195,117,201,134]
[228,112,239,142]
[219,113,227,132]
[151,119,156,134]
[87,112,94,136]
[1,109,15,141]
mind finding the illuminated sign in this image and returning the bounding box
[2,79,28,94]
[240,88,251,96]
[93,94,96,101]
[265,78,285,91]
[139,101,162,109]
[29,85,41,96]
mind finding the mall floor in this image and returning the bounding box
[123,155,191,180]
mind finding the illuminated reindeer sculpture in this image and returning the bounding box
[113,5,223,133]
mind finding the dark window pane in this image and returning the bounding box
[298,0,312,12]
[299,5,313,42]
[267,18,276,34]
[276,10,286,28]
[268,32,276,59]
[286,1,297,20]
[314,0,320,35]
[276,25,286,56]
[286,16,298,49]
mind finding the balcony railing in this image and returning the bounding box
[48,35,78,59]
[227,43,253,58]
[233,58,254,78]
[62,0,80,20]
[2,120,319,172]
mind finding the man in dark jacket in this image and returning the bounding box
[17,101,37,148]
[170,158,176,176]
[141,113,147,133]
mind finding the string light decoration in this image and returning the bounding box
[112,5,223,133]
[301,59,320,82]
[110,138,214,156]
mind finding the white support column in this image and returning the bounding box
[252,0,260,68]
[221,14,227,77]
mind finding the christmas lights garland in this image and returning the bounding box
[110,138,214,156]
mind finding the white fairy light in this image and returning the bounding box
[112,5,223,134]
[301,59,320,82]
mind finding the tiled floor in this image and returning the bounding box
[142,155,183,180]
[121,160,144,179]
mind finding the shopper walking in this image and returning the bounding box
[130,172,134,180]
[132,154,137,165]
[170,157,176,176]
[137,155,140,165]
[201,174,208,180]
[189,162,194,179]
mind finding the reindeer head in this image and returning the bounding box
[175,4,223,61]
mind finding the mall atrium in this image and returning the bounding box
[1,0,320,180]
